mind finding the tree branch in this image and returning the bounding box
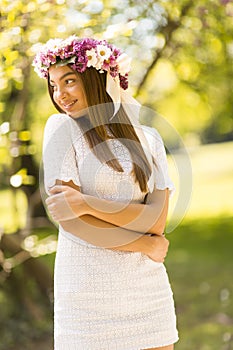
[135,1,193,96]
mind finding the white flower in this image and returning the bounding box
[86,48,98,67]
[64,35,77,46]
[96,44,112,60]
[95,60,103,70]
[116,53,131,75]
[46,38,63,52]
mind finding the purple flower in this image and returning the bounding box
[109,66,118,78]
[119,75,128,90]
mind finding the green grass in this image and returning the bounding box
[168,141,233,221]
[166,216,233,350]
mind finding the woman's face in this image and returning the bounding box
[49,65,88,117]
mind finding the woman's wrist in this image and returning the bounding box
[135,235,152,255]
[67,192,90,217]
[81,193,93,216]
[77,193,90,216]
[82,193,111,216]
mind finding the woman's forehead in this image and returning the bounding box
[49,65,76,80]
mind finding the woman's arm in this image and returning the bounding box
[84,188,169,235]
[60,215,169,263]
[48,184,169,235]
[46,180,169,262]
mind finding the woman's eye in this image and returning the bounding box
[66,79,75,84]
[49,79,75,90]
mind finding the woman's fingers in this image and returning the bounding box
[46,186,70,206]
[147,235,170,263]
[45,187,80,221]
[45,194,62,205]
[46,199,71,221]
[48,185,67,195]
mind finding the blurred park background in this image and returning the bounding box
[0,0,233,349]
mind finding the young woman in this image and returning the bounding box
[33,36,178,350]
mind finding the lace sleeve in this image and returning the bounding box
[42,114,81,195]
[144,126,175,196]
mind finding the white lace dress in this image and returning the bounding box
[43,113,179,350]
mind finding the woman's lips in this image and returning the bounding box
[62,100,78,110]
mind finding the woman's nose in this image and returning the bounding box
[55,87,67,99]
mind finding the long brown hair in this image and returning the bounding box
[48,66,152,193]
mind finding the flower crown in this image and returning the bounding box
[32,36,131,90]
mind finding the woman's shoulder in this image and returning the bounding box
[141,125,163,146]
[44,113,81,136]
[45,113,77,128]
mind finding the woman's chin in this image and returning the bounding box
[69,107,89,119]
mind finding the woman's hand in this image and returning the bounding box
[45,185,85,222]
[109,233,170,263]
[142,234,170,263]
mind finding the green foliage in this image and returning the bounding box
[1,0,232,144]
[138,0,233,144]
[0,227,56,350]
